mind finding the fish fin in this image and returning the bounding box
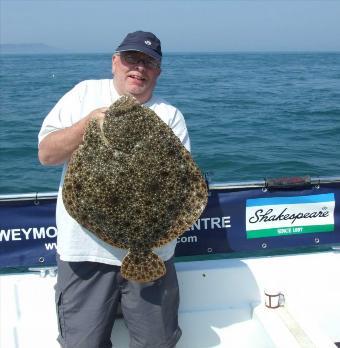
[121,251,166,283]
[153,167,208,248]
[153,199,208,248]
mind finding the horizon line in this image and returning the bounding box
[2,50,340,55]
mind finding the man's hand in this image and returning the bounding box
[88,107,108,127]
[38,107,108,166]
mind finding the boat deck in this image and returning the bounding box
[1,251,339,347]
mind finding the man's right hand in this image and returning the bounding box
[88,107,108,128]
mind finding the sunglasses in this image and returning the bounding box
[118,52,161,69]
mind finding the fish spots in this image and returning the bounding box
[62,96,208,282]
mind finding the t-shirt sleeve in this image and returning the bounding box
[38,82,84,144]
[169,108,191,152]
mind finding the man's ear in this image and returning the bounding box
[111,54,117,75]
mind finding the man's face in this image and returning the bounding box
[112,51,161,103]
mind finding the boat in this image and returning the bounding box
[1,176,339,348]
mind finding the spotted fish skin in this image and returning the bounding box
[63,96,208,282]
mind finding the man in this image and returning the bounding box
[38,31,190,348]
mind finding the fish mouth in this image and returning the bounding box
[97,118,110,146]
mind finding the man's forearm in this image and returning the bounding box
[38,117,89,165]
[38,107,107,166]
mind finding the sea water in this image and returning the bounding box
[0,52,339,194]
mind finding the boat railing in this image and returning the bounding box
[1,175,340,201]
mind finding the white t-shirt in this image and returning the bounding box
[38,79,190,266]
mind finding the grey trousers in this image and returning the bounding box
[55,255,181,348]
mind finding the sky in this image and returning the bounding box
[1,0,340,53]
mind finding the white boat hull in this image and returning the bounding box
[1,250,339,347]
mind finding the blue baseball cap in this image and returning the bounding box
[115,31,162,61]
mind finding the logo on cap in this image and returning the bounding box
[144,40,152,46]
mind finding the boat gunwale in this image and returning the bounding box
[1,175,340,202]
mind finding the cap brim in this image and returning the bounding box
[115,45,161,61]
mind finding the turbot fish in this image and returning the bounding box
[62,96,208,282]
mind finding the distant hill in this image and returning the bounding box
[0,43,64,54]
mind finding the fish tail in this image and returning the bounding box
[121,251,166,282]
